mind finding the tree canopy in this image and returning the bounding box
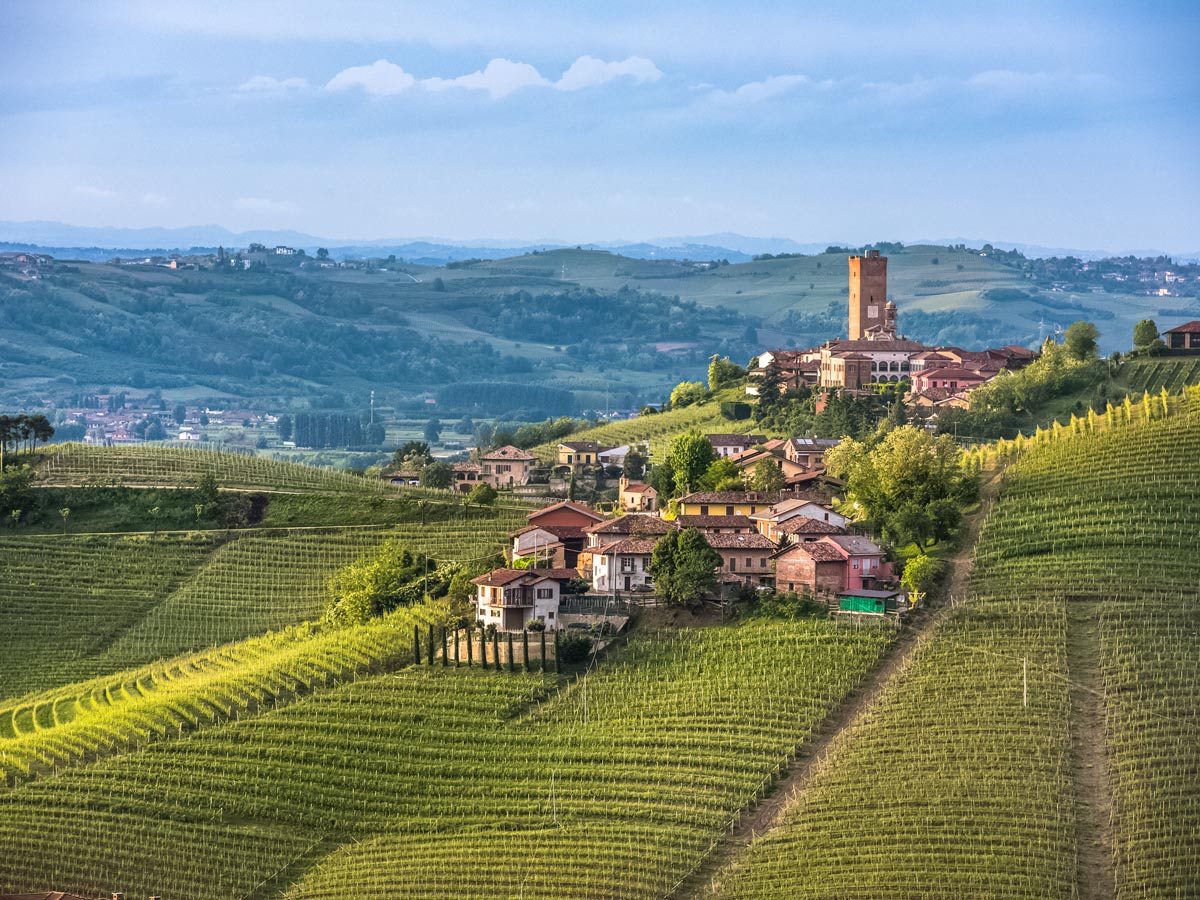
[826,425,977,552]
[649,529,722,605]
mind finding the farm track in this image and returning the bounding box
[672,475,999,899]
[1066,601,1116,900]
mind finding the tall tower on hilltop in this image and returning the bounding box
[848,249,889,340]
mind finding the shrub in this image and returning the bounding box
[557,632,594,664]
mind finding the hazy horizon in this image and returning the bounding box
[2,1,1197,251]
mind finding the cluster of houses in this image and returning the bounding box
[473,462,902,630]
[748,250,1040,409]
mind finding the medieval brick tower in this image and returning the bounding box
[847,249,888,340]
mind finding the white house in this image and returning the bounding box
[591,538,658,592]
[751,498,847,541]
[471,568,578,632]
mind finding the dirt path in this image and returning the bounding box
[1065,601,1116,900]
[669,476,998,899]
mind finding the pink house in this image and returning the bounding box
[909,366,990,394]
[824,534,893,590]
[772,533,892,596]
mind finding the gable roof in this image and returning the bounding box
[707,433,766,446]
[777,516,847,535]
[825,534,885,556]
[596,538,660,555]
[527,500,605,522]
[748,497,829,521]
[678,490,791,505]
[704,532,776,550]
[621,482,655,494]
[481,444,537,461]
[773,541,845,562]
[583,515,676,536]
[471,569,548,587]
[558,440,609,452]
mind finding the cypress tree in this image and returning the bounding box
[426,625,435,666]
[523,630,531,672]
[466,627,474,666]
[441,627,448,666]
[552,630,560,674]
[540,630,547,674]
[479,625,488,669]
[413,625,421,665]
[507,632,516,672]
[493,631,501,671]
[454,628,460,667]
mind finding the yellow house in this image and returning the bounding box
[557,440,609,468]
[676,490,795,518]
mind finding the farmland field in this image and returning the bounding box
[709,387,1200,899]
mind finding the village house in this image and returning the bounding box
[452,462,483,490]
[1164,321,1200,352]
[479,445,537,488]
[471,568,580,631]
[511,500,605,568]
[591,538,658,592]
[772,534,892,597]
[582,514,676,550]
[676,490,796,518]
[706,433,767,457]
[617,476,658,512]
[725,443,818,489]
[909,366,992,394]
[746,351,819,395]
[674,514,756,534]
[783,438,840,470]
[557,440,610,469]
[704,532,777,586]
[750,497,847,541]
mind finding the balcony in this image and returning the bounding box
[490,588,535,608]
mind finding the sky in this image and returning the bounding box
[1,0,1198,251]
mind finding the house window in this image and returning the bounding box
[853,560,859,569]
[547,611,554,620]
[536,588,553,599]
[746,557,752,567]
[700,505,709,516]
[729,558,736,571]
[725,506,734,516]
[760,558,767,568]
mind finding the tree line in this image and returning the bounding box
[0,414,54,470]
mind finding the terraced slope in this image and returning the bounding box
[0,619,893,900]
[710,388,1200,900]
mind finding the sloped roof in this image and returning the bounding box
[703,532,776,550]
[826,534,885,556]
[777,516,846,535]
[559,440,609,452]
[481,444,537,461]
[1165,320,1200,333]
[774,541,845,562]
[679,490,791,505]
[528,500,604,522]
[621,482,655,494]
[707,433,765,446]
[583,515,676,536]
[596,538,660,555]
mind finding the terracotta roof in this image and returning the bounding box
[831,351,872,360]
[512,523,588,541]
[1165,320,1200,333]
[583,515,676,536]
[748,497,828,520]
[471,569,539,587]
[826,534,885,556]
[597,538,660,554]
[559,440,609,452]
[676,514,755,529]
[776,516,846,535]
[703,532,776,550]
[912,350,955,362]
[621,482,655,494]
[823,338,927,352]
[481,444,536,461]
[915,366,990,381]
[707,433,766,446]
[774,541,845,562]
[528,500,604,522]
[453,462,482,473]
[541,567,585,581]
[679,490,791,504]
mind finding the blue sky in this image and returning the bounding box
[1,1,1197,250]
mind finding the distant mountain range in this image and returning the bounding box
[0,220,1195,265]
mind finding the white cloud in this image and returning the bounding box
[326,59,415,96]
[555,56,662,91]
[234,196,300,214]
[74,185,116,199]
[421,58,549,98]
[239,74,309,94]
